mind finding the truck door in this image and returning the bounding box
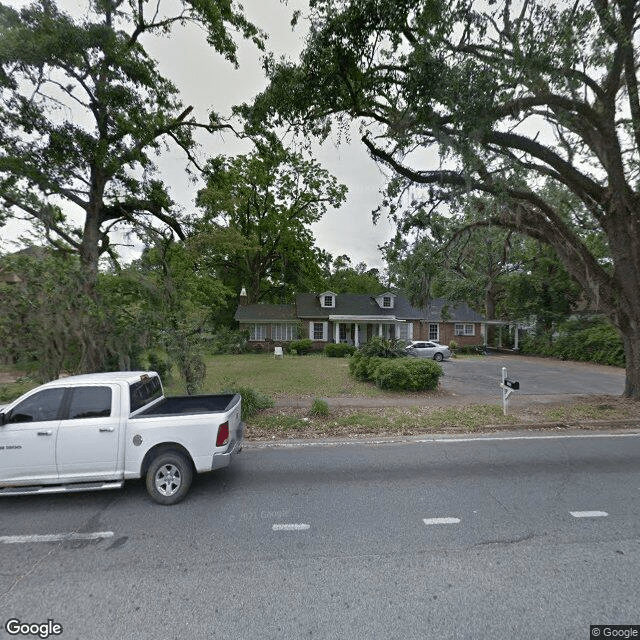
[0,387,65,484]
[56,385,121,480]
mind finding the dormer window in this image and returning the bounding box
[319,291,336,308]
[375,292,395,309]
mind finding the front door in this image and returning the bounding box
[0,387,65,485]
[56,386,121,481]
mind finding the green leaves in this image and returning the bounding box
[194,146,347,303]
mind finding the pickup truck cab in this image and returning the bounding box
[0,371,243,505]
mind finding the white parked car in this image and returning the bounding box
[405,341,452,362]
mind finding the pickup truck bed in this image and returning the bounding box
[134,394,239,418]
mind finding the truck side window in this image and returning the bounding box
[6,388,66,423]
[67,387,112,419]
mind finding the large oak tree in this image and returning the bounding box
[244,0,640,398]
[0,0,262,370]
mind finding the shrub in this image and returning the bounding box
[520,317,624,367]
[218,378,274,420]
[373,359,443,391]
[203,328,248,355]
[289,338,314,355]
[324,343,357,357]
[358,336,408,358]
[453,344,485,356]
[309,398,330,417]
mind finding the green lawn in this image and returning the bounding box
[165,353,386,398]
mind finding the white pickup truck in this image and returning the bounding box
[0,371,243,505]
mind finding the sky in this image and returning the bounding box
[1,0,397,270]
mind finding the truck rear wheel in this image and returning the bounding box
[145,451,193,505]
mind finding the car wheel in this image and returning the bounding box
[433,352,444,362]
[146,451,193,505]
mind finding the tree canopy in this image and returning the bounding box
[0,0,263,370]
[194,145,347,305]
[244,0,640,398]
[0,0,262,286]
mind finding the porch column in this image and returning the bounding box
[334,322,339,343]
[354,323,359,347]
[378,323,383,337]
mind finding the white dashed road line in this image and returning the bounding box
[423,517,461,525]
[0,531,114,544]
[272,524,311,531]
[570,511,609,518]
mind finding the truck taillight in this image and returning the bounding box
[216,422,229,447]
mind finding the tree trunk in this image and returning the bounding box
[78,207,105,373]
[621,329,640,398]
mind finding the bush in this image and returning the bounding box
[309,398,330,417]
[520,317,624,367]
[358,336,408,358]
[203,328,248,355]
[218,383,274,420]
[453,344,485,356]
[289,338,314,355]
[373,358,443,391]
[324,343,357,358]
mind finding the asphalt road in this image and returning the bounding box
[1,433,639,640]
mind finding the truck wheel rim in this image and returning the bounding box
[155,464,181,496]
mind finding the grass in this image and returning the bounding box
[542,402,634,422]
[247,404,519,439]
[165,353,387,398]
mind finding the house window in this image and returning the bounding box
[272,323,296,341]
[429,323,439,341]
[398,323,410,340]
[249,324,267,341]
[455,323,475,336]
[321,294,335,308]
[313,322,325,340]
[339,324,347,341]
[382,296,392,308]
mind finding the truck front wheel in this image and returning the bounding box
[146,451,193,505]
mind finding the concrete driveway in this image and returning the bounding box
[439,353,626,404]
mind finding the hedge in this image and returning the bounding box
[324,343,357,357]
[520,317,624,367]
[349,351,443,391]
[373,358,443,391]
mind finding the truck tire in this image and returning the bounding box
[145,451,193,505]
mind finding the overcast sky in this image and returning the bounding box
[1,0,397,269]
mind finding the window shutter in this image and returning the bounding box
[323,322,328,341]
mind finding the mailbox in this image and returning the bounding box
[504,379,520,390]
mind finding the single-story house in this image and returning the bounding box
[235,290,485,349]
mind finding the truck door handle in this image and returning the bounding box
[99,427,115,432]
[37,430,53,436]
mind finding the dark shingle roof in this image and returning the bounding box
[295,293,423,319]
[234,303,297,322]
[420,299,485,323]
[234,295,485,323]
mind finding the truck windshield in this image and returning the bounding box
[129,376,162,413]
